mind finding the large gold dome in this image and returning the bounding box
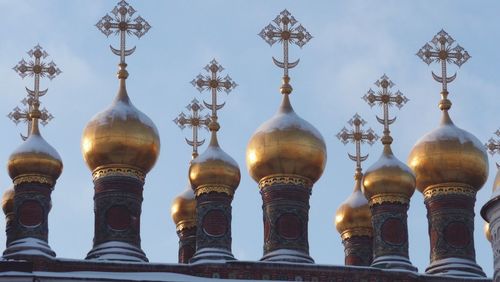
[8,126,63,182]
[246,95,327,184]
[335,179,372,237]
[363,146,416,201]
[407,112,488,192]
[2,187,15,215]
[171,186,196,229]
[189,134,240,190]
[82,79,160,174]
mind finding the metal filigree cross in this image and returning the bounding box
[337,114,378,176]
[363,74,408,144]
[173,99,211,159]
[9,45,60,139]
[417,29,470,93]
[96,0,151,64]
[486,129,500,168]
[259,9,312,77]
[191,59,237,129]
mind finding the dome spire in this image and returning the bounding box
[174,98,210,159]
[335,114,377,266]
[486,129,500,168]
[259,9,312,96]
[417,29,470,112]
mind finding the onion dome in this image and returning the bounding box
[246,93,327,185]
[8,123,63,184]
[484,222,492,242]
[171,186,196,231]
[2,187,15,215]
[363,145,416,202]
[335,177,372,239]
[82,72,160,175]
[408,112,488,192]
[493,169,500,195]
[190,132,240,192]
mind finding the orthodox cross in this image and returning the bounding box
[96,0,151,65]
[486,129,500,168]
[8,45,60,140]
[337,114,378,179]
[417,29,470,110]
[259,10,312,79]
[191,59,237,131]
[363,74,408,145]
[173,99,210,159]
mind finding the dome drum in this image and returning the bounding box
[171,187,197,264]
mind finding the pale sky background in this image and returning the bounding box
[0,0,498,277]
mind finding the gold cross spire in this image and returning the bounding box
[96,0,151,76]
[363,74,409,145]
[259,10,312,95]
[417,29,470,111]
[486,129,500,168]
[337,114,378,179]
[174,99,210,159]
[191,59,237,132]
[8,45,61,139]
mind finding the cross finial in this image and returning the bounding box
[363,74,408,145]
[96,0,151,74]
[259,10,312,95]
[417,29,470,111]
[486,129,500,168]
[8,45,60,139]
[173,99,211,159]
[190,59,237,132]
[337,114,378,180]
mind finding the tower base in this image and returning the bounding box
[261,248,314,263]
[425,257,485,278]
[86,241,148,262]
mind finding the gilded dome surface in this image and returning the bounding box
[363,146,416,200]
[171,186,196,226]
[335,180,371,235]
[8,127,63,182]
[484,221,492,242]
[492,169,500,195]
[82,80,160,173]
[246,95,327,184]
[2,187,15,215]
[407,112,488,192]
[189,134,240,190]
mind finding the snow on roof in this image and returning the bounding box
[11,133,61,161]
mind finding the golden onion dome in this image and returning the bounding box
[189,133,240,190]
[2,187,15,215]
[8,123,63,182]
[363,145,416,201]
[81,78,160,174]
[246,94,327,184]
[484,221,492,242]
[335,178,372,237]
[492,169,500,195]
[407,112,488,193]
[171,186,196,229]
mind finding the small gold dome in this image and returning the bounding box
[171,186,196,228]
[407,112,488,192]
[2,187,15,215]
[81,79,160,174]
[492,169,500,194]
[246,95,327,184]
[8,125,63,182]
[363,146,416,201]
[335,179,372,237]
[189,133,240,190]
[484,221,492,242]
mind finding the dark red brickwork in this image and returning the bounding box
[177,226,196,264]
[342,235,373,266]
[18,200,43,227]
[202,209,228,236]
[381,217,406,245]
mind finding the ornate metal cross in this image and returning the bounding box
[173,99,210,159]
[96,0,151,65]
[363,74,408,144]
[486,129,500,168]
[191,59,237,129]
[9,45,60,139]
[259,9,312,77]
[417,29,470,94]
[337,114,378,176]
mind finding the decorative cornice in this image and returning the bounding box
[92,166,145,183]
[369,194,409,206]
[176,219,196,232]
[341,227,373,241]
[13,174,54,187]
[258,174,312,190]
[423,183,476,200]
[195,184,233,197]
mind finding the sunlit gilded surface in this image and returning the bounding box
[335,180,371,234]
[246,95,326,184]
[171,188,196,226]
[82,80,160,173]
[1,187,15,215]
[363,146,416,200]
[484,221,492,243]
[408,113,488,192]
[492,169,500,194]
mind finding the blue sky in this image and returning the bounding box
[0,0,498,277]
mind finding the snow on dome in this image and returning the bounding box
[416,121,484,149]
[11,133,61,161]
[194,142,239,168]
